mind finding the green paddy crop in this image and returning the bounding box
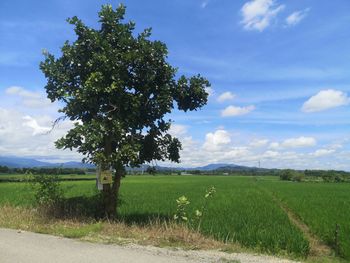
[0,175,310,258]
[259,179,350,260]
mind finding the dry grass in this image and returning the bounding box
[94,219,229,249]
[0,204,240,252]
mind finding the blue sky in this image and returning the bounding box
[1,0,350,169]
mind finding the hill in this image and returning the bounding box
[0,156,94,169]
[0,156,265,172]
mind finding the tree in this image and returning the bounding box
[279,169,295,181]
[40,4,210,218]
[146,166,157,175]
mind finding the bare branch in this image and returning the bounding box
[106,103,118,114]
[46,116,67,134]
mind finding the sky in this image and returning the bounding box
[1,0,350,170]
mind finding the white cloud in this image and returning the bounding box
[329,143,343,150]
[22,116,51,136]
[269,136,316,149]
[268,142,280,150]
[286,8,310,26]
[312,149,335,157]
[6,86,40,98]
[217,91,235,103]
[221,105,255,117]
[203,129,231,151]
[281,136,316,148]
[169,124,188,137]
[5,86,51,109]
[302,89,350,113]
[161,129,348,170]
[240,0,285,31]
[262,150,279,158]
[0,107,79,161]
[249,139,269,148]
[224,147,250,159]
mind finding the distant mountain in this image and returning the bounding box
[155,163,259,172]
[0,156,49,168]
[0,156,263,172]
[0,156,94,169]
[214,165,266,171]
[189,163,240,171]
[55,161,95,169]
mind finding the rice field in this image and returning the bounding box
[259,179,350,259]
[0,175,349,260]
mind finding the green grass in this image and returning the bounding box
[0,175,309,258]
[258,179,350,260]
[0,181,35,206]
[52,222,103,238]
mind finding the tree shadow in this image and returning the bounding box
[43,195,171,226]
[59,194,106,219]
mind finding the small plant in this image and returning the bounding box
[174,195,190,222]
[173,186,216,231]
[31,174,63,208]
[195,186,216,230]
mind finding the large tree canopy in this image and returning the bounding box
[40,4,209,217]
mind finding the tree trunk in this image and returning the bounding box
[101,135,124,219]
[102,164,123,219]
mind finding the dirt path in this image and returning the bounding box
[267,191,332,257]
[0,228,299,263]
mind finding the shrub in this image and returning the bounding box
[31,174,63,213]
[280,169,304,182]
[292,173,305,182]
[280,169,295,181]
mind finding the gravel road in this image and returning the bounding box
[0,228,299,263]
